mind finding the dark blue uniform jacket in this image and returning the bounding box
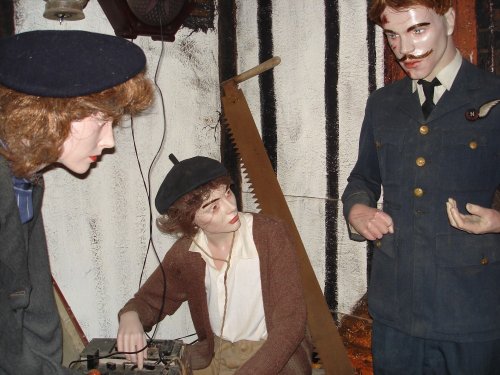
[342,59,500,342]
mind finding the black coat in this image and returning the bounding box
[0,156,74,374]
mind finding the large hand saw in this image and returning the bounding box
[220,57,354,375]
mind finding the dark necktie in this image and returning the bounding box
[418,78,441,118]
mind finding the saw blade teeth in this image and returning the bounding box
[220,114,229,126]
[241,171,252,186]
[241,179,251,187]
[243,188,259,201]
[227,140,240,157]
[239,162,249,176]
[240,171,252,186]
[224,121,234,133]
[229,137,239,153]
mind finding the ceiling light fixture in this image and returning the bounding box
[43,0,89,24]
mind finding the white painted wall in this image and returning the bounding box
[14,0,383,342]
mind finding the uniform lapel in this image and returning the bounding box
[394,77,425,122]
[422,59,479,122]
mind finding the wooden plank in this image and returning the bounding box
[52,278,88,366]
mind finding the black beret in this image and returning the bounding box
[0,30,146,97]
[155,154,229,214]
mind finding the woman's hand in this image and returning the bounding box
[116,311,147,369]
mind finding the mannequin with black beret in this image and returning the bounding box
[0,30,153,374]
[117,154,312,374]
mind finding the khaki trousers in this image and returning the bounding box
[194,336,265,375]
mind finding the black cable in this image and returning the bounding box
[141,12,170,344]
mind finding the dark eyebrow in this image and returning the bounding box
[383,22,430,35]
[201,185,230,209]
[202,197,220,209]
[407,22,430,32]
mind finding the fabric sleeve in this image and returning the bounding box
[341,95,382,241]
[118,240,189,332]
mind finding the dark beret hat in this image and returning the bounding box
[155,154,229,214]
[0,30,146,97]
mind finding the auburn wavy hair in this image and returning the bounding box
[156,175,233,238]
[369,0,453,25]
[0,71,153,178]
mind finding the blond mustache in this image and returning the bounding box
[398,49,433,62]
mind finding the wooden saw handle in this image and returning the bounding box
[222,56,281,85]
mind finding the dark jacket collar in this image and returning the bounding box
[394,57,479,123]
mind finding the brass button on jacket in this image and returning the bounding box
[416,157,426,167]
[419,125,429,135]
[413,187,424,197]
[481,257,489,265]
[469,141,478,150]
[374,240,382,248]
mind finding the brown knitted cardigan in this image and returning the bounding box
[119,213,312,374]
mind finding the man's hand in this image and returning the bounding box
[446,198,500,234]
[116,311,147,369]
[348,203,394,241]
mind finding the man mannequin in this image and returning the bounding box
[0,30,153,374]
[342,1,500,373]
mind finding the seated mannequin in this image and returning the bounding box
[117,154,312,374]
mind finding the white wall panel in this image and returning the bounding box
[336,0,371,315]
[272,0,327,289]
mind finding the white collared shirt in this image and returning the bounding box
[413,49,463,105]
[189,212,268,342]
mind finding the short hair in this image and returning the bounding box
[156,175,233,238]
[369,0,453,25]
[0,72,153,177]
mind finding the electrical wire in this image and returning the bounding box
[131,27,169,344]
[75,19,176,370]
[129,13,170,352]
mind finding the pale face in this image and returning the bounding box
[381,6,456,80]
[194,185,240,237]
[57,114,115,174]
